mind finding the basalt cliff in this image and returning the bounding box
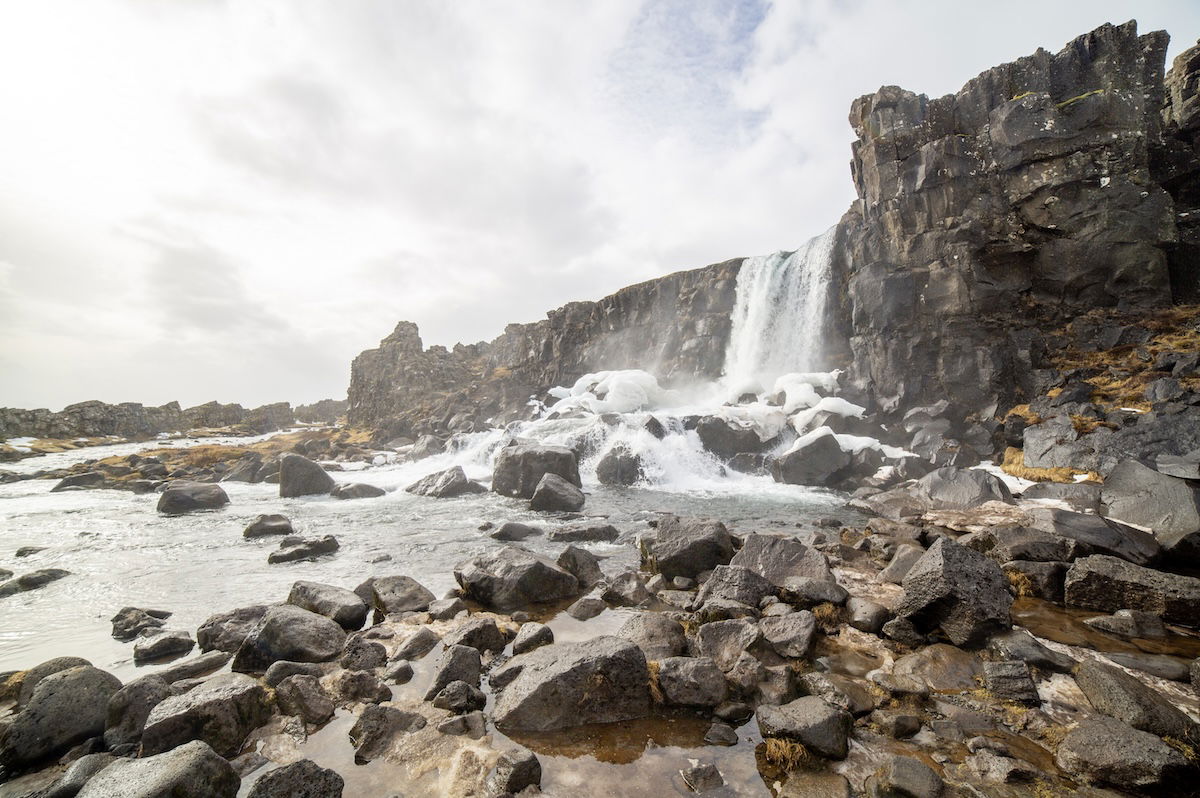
[349,21,1200,437]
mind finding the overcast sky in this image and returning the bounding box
[1,1,1197,411]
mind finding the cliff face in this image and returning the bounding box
[836,21,1200,416]
[0,399,297,441]
[347,259,742,436]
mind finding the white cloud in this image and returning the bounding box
[0,0,1197,409]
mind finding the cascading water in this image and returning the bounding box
[722,226,837,393]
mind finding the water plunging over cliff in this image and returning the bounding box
[722,226,837,393]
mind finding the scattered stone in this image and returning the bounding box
[616,613,687,660]
[140,673,272,757]
[274,674,335,725]
[490,521,542,541]
[348,704,427,764]
[566,593,606,620]
[983,661,1039,705]
[156,482,230,514]
[104,675,173,749]
[288,580,368,631]
[879,544,925,584]
[529,472,586,512]
[432,680,486,714]
[405,465,487,498]
[245,759,344,798]
[603,570,652,606]
[771,430,852,486]
[986,629,1075,673]
[268,535,339,564]
[644,515,734,579]
[797,672,875,716]
[656,657,727,707]
[696,618,761,672]
[76,740,240,798]
[0,665,121,769]
[331,482,386,499]
[756,696,853,759]
[1084,608,1167,639]
[1074,659,1198,738]
[486,749,542,795]
[437,711,486,738]
[760,611,816,659]
[242,514,293,538]
[704,722,738,746]
[1054,715,1186,791]
[914,467,1013,509]
[340,636,388,671]
[694,564,773,609]
[778,577,848,607]
[133,630,196,662]
[368,574,436,615]
[492,443,581,499]
[423,644,482,701]
[1064,554,1200,625]
[847,597,888,633]
[232,605,347,672]
[0,568,71,598]
[197,605,268,653]
[891,644,982,693]
[680,762,724,792]
[43,752,115,798]
[278,453,335,498]
[556,545,604,589]
[730,533,833,586]
[455,545,579,609]
[894,538,1013,646]
[393,627,439,661]
[548,524,619,543]
[383,660,414,685]
[866,755,943,798]
[110,606,169,641]
[597,444,644,486]
[427,597,466,621]
[1101,459,1200,562]
[442,617,507,653]
[329,669,391,705]
[1104,652,1191,682]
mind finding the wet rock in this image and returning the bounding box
[274,674,334,725]
[423,644,482,701]
[267,535,339,564]
[329,669,391,705]
[1000,560,1066,602]
[339,636,388,671]
[771,430,852,486]
[695,618,760,672]
[566,593,605,620]
[602,570,652,606]
[693,564,773,609]
[287,581,368,631]
[278,453,335,498]
[760,611,816,659]
[383,660,414,684]
[656,657,727,707]
[232,605,347,672]
[1084,608,1166,639]
[486,749,542,795]
[1026,507,1159,566]
[643,515,734,580]
[529,472,585,512]
[914,467,1013,510]
[156,482,230,514]
[798,672,874,716]
[778,577,847,607]
[891,644,982,693]
[983,661,1039,704]
[110,607,170,641]
[75,740,239,798]
[879,544,926,584]
[870,710,921,739]
[442,617,507,654]
[133,630,196,662]
[756,696,853,759]
[680,762,724,792]
[432,680,486,714]
[393,627,439,661]
[1054,715,1187,791]
[704,722,738,746]
[730,533,833,586]
[493,636,650,731]
[348,704,426,764]
[1104,652,1191,682]
[847,598,889,633]
[43,752,115,798]
[263,661,325,689]
[454,545,579,610]
[962,749,1038,784]
[490,521,542,541]
[437,711,486,738]
[141,673,272,757]
[881,617,926,647]
[405,465,487,498]
[986,630,1075,673]
[245,759,344,798]
[330,482,386,500]
[1101,459,1200,562]
[894,538,1013,646]
[103,675,172,749]
[0,568,71,598]
[596,444,644,486]
[866,755,943,798]
[51,471,107,492]
[1064,554,1200,625]
[492,443,581,499]
[512,622,553,655]
[0,665,121,769]
[548,523,619,543]
[197,605,268,653]
[616,613,687,660]
[1074,659,1198,738]
[243,514,293,538]
[556,545,603,589]
[427,597,466,621]
[368,574,436,615]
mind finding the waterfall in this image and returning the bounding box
[722,226,837,393]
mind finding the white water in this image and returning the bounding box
[723,226,837,394]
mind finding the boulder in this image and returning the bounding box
[796,673,874,716]
[770,430,852,486]
[982,661,1039,704]
[1074,659,1198,738]
[490,521,542,541]
[267,535,339,564]
[246,759,344,798]
[730,533,833,586]
[427,597,466,621]
[8,656,93,709]
[879,544,928,584]
[42,753,115,798]
[486,749,542,795]
[152,651,232,685]
[232,605,347,672]
[596,444,644,486]
[866,756,943,798]
[697,416,769,461]
[367,574,435,615]
[529,473,585,512]
[287,581,368,630]
[602,570,652,606]
[423,645,482,701]
[491,443,581,499]
[656,657,727,707]
[1025,507,1159,566]
[330,482,386,500]
[493,636,650,731]
[914,467,1013,510]
[110,606,169,641]
[0,665,121,768]
[986,630,1075,673]
[263,661,325,688]
[349,705,426,764]
[0,568,71,598]
[616,613,687,660]
[1064,555,1200,625]
[242,514,293,538]
[141,673,272,757]
[340,637,387,671]
[328,669,390,705]
[197,605,268,653]
[442,617,507,654]
[694,565,773,609]
[133,630,196,662]
[104,675,173,749]
[556,545,604,589]
[156,482,230,514]
[454,545,579,609]
[278,453,335,498]
[755,696,853,759]
[694,618,760,672]
[643,515,734,579]
[548,524,619,543]
[894,538,1013,646]
[512,622,554,655]
[405,466,486,498]
[1101,459,1200,562]
[890,644,983,693]
[76,740,239,798]
[1054,715,1187,791]
[432,680,486,714]
[759,611,817,659]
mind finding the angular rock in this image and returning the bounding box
[330,482,386,500]
[1101,459,1200,562]
[348,704,426,764]
[274,674,334,725]
[0,665,121,769]
[487,749,542,796]
[1084,608,1166,639]
[914,467,1013,510]
[141,673,272,757]
[267,535,339,564]
[339,636,387,671]
[43,752,116,798]
[368,574,436,615]
[694,618,760,672]
[278,453,335,498]
[1055,715,1187,791]
[644,515,733,580]
[329,669,390,705]
[730,534,833,586]
[770,430,851,487]
[76,740,240,798]
[442,617,507,654]
[760,611,816,659]
[847,597,889,633]
[556,545,604,589]
[232,605,347,672]
[797,673,875,716]
[602,570,651,607]
[423,644,482,701]
[427,597,466,621]
[694,565,773,609]
[246,759,344,798]
[894,538,1013,646]
[529,472,585,512]
[656,656,727,707]
[756,696,853,759]
[879,544,926,584]
[986,630,1075,674]
[156,482,230,514]
[393,627,439,661]
[616,613,687,660]
[596,444,644,486]
[110,606,169,641]
[104,675,173,749]
[405,465,487,498]
[867,756,943,798]
[983,661,1039,705]
[454,545,578,610]
[432,680,486,714]
[1064,554,1200,625]
[1074,659,1198,738]
[490,521,542,541]
[491,443,581,499]
[548,524,619,543]
[242,514,293,538]
[133,630,196,662]
[287,580,368,631]
[197,605,268,653]
[512,622,553,655]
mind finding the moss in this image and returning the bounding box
[1056,88,1105,108]
[1011,90,1036,101]
[1165,735,1198,761]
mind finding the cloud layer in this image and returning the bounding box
[1,0,1197,409]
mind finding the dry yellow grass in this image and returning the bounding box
[646,660,664,705]
[1000,447,1101,485]
[1005,404,1043,425]
[762,738,815,772]
[1006,569,1034,598]
[811,602,843,634]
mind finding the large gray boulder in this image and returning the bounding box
[76,740,239,798]
[1064,555,1200,625]
[914,467,1013,510]
[596,444,644,486]
[616,613,687,660]
[243,514,293,539]
[529,473,585,512]
[760,611,817,659]
[1054,715,1187,791]
[729,534,833,586]
[0,665,122,768]
[197,605,268,653]
[755,696,853,759]
[1074,659,1198,738]
[278,453,335,498]
[405,466,487,499]
[1101,459,1200,563]
[770,431,852,486]
[642,515,734,579]
[894,538,1013,646]
[156,482,230,514]
[246,759,344,798]
[454,545,578,610]
[1024,507,1160,566]
[104,675,173,749]
[368,575,436,615]
[656,657,727,707]
[287,581,368,630]
[141,673,272,757]
[493,637,650,731]
[694,618,760,672]
[232,605,347,672]
[492,443,581,499]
